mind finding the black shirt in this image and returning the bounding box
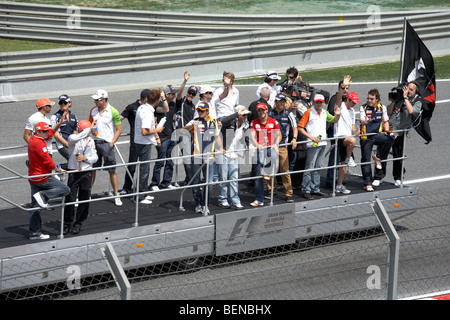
[121,100,140,143]
[176,97,195,129]
[155,100,177,140]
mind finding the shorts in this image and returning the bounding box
[93,140,117,171]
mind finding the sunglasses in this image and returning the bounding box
[59,101,69,105]
[94,98,103,102]
[197,109,207,113]
[39,130,49,133]
[187,91,197,96]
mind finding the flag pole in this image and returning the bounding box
[398,17,407,85]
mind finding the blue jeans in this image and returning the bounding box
[191,157,214,207]
[217,155,241,206]
[150,138,176,188]
[29,176,71,236]
[135,143,152,200]
[302,145,326,194]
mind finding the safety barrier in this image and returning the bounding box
[0,2,441,44]
[1,7,450,102]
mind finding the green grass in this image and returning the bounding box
[235,54,450,84]
[0,38,78,52]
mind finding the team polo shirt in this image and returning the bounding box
[89,104,121,143]
[298,107,335,148]
[50,110,79,149]
[360,102,389,140]
[268,108,296,145]
[187,115,220,157]
[28,131,56,183]
[134,103,157,145]
[250,116,280,147]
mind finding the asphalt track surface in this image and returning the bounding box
[0,80,449,300]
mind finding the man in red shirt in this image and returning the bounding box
[28,122,70,240]
[250,103,281,207]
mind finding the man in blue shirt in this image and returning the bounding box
[50,94,79,163]
[267,93,297,202]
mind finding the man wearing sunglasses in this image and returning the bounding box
[50,94,79,162]
[175,71,198,184]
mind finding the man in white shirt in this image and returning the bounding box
[134,89,165,204]
[24,98,62,155]
[89,89,123,206]
[333,75,359,194]
[211,71,240,120]
[256,70,282,108]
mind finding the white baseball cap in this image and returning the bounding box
[91,89,108,100]
[266,70,281,80]
[314,94,325,102]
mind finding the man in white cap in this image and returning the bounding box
[89,89,123,206]
[256,70,282,108]
[298,94,341,200]
[216,105,250,210]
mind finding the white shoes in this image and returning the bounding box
[33,192,48,208]
[372,179,382,187]
[114,194,123,206]
[140,198,153,204]
[336,184,351,194]
[395,180,402,187]
[151,186,160,191]
[195,204,204,214]
[345,157,357,167]
[372,154,382,170]
[29,232,50,240]
[250,200,264,207]
[166,185,176,189]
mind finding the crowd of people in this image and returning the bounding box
[23,67,422,239]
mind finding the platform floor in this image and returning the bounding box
[0,173,396,250]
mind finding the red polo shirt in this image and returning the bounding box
[250,116,280,146]
[28,131,56,183]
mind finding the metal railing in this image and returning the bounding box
[0,2,441,44]
[2,11,450,80]
[1,6,450,102]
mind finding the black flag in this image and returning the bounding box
[401,21,436,144]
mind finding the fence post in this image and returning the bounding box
[371,198,400,300]
[100,242,132,300]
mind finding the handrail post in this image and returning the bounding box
[133,161,140,227]
[371,198,400,300]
